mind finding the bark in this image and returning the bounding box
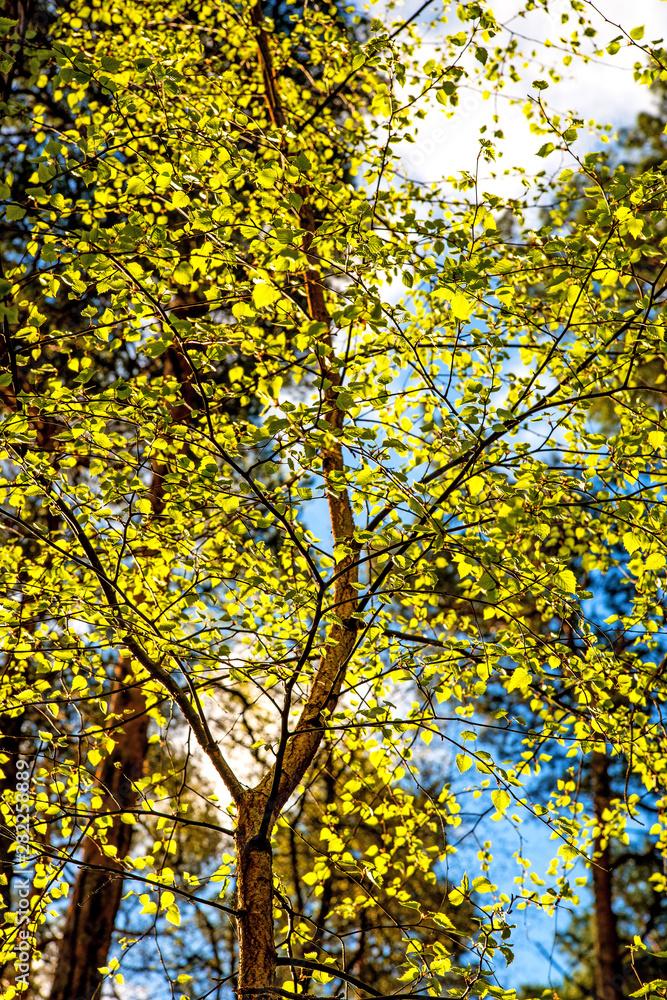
[48,668,149,1000]
[232,312,359,991]
[236,791,277,998]
[251,2,285,130]
[235,311,358,988]
[591,752,624,1000]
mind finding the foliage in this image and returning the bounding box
[1,0,667,998]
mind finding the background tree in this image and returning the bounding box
[513,71,667,1000]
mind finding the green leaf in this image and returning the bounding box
[252,283,280,308]
[556,569,577,593]
[472,877,496,893]
[448,887,466,906]
[451,291,472,320]
[173,261,193,285]
[257,169,278,189]
[537,142,556,157]
[126,175,147,195]
[491,789,511,814]
[100,55,121,71]
[631,982,667,998]
[336,391,355,410]
[507,667,532,693]
[292,152,311,171]
[468,475,484,496]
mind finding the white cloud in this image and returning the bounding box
[391,0,666,198]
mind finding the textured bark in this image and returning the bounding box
[48,669,149,1000]
[591,752,624,1000]
[251,3,285,130]
[236,792,277,997]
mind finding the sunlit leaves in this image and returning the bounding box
[1,0,667,995]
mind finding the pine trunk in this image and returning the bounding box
[591,751,623,1000]
[48,675,148,1000]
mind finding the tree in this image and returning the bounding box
[2,1,667,999]
[1,0,360,991]
[518,73,667,1000]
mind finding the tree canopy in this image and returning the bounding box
[1,1,667,999]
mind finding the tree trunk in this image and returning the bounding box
[236,791,276,998]
[48,670,148,1000]
[591,751,624,1000]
